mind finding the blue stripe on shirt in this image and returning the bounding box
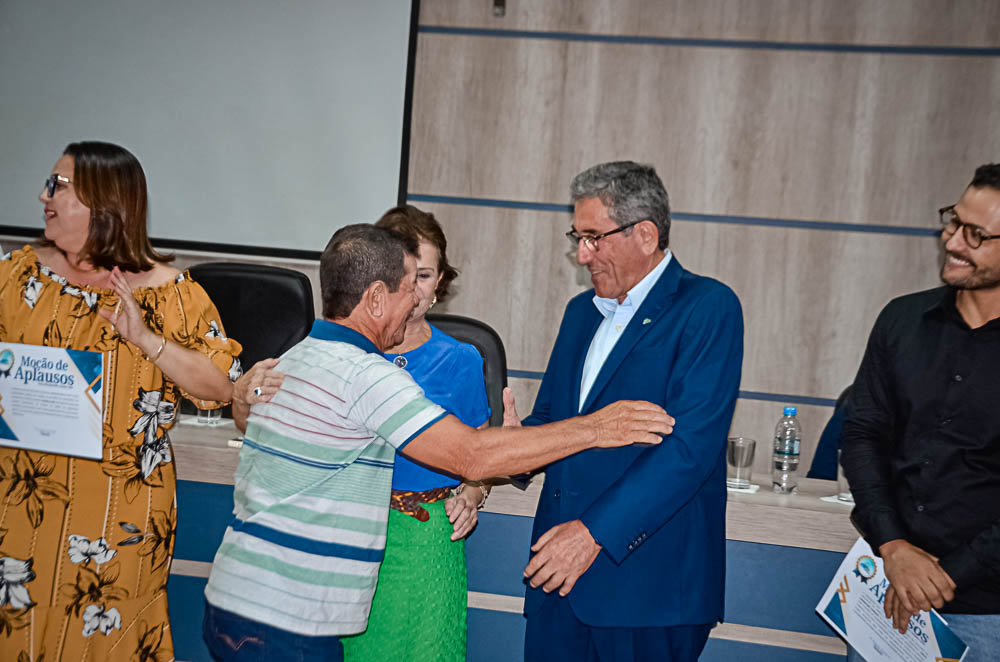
[396,411,449,452]
[241,438,348,470]
[229,518,386,563]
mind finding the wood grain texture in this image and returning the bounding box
[726,478,858,552]
[420,0,1000,48]
[411,203,942,401]
[409,33,1000,227]
[711,622,845,654]
[172,426,855,552]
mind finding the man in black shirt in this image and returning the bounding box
[842,163,1000,658]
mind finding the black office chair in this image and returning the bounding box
[427,313,508,427]
[186,261,315,416]
[806,386,852,480]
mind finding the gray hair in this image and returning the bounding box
[569,161,671,249]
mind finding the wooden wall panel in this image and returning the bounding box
[416,204,941,399]
[421,0,1000,48]
[669,221,942,397]
[409,34,1000,227]
[421,205,582,365]
[406,1,1000,498]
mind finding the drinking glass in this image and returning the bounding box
[197,407,223,426]
[837,448,854,503]
[726,437,756,489]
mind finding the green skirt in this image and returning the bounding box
[342,499,468,661]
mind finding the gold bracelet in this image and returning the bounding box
[147,336,167,363]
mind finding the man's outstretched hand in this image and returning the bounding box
[588,400,674,447]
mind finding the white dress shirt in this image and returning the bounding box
[578,251,672,411]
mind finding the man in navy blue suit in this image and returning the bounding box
[514,161,744,662]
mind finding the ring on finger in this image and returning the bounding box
[253,386,262,396]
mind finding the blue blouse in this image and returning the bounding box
[385,324,491,491]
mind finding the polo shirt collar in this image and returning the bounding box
[308,319,380,354]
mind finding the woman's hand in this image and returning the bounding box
[98,267,159,355]
[445,486,482,541]
[96,266,233,402]
[502,387,522,428]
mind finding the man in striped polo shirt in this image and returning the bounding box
[202,224,674,662]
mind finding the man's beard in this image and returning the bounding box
[940,251,1000,290]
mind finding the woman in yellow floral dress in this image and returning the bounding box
[0,142,241,661]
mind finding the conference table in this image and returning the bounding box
[168,420,852,662]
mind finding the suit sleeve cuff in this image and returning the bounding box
[580,514,630,565]
[939,544,988,591]
[521,414,545,427]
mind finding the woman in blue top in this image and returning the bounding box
[341,205,491,662]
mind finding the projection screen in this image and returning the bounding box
[0,0,414,255]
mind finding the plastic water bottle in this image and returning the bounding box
[772,406,801,494]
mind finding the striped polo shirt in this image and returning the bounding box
[204,320,446,636]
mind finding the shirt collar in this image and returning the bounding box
[308,319,380,354]
[592,250,672,318]
[922,287,955,316]
[924,286,1000,331]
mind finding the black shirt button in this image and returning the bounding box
[941,418,952,426]
[916,504,925,512]
[954,374,963,382]
[923,459,931,466]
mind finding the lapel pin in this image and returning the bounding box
[642,318,652,325]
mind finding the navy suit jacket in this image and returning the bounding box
[523,256,743,627]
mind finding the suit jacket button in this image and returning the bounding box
[553,490,561,498]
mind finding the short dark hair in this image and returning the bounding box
[970,163,1000,192]
[375,205,459,302]
[41,141,172,271]
[320,224,419,320]
[570,161,671,250]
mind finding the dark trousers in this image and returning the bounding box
[524,593,712,662]
[202,600,344,662]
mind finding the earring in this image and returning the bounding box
[430,295,438,308]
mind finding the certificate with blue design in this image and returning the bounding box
[0,342,104,459]
[817,537,968,662]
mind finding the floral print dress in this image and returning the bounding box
[0,246,241,662]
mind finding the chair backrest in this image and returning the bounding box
[427,313,508,427]
[189,262,315,372]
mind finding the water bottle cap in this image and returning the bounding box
[784,406,797,416]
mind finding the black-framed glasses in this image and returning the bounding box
[566,220,640,252]
[939,205,1000,250]
[43,174,71,198]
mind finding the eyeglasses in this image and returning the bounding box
[43,174,71,198]
[566,220,640,252]
[939,205,1000,249]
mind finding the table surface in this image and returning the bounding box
[170,419,859,553]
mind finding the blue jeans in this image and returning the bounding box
[847,612,1000,662]
[202,600,344,662]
